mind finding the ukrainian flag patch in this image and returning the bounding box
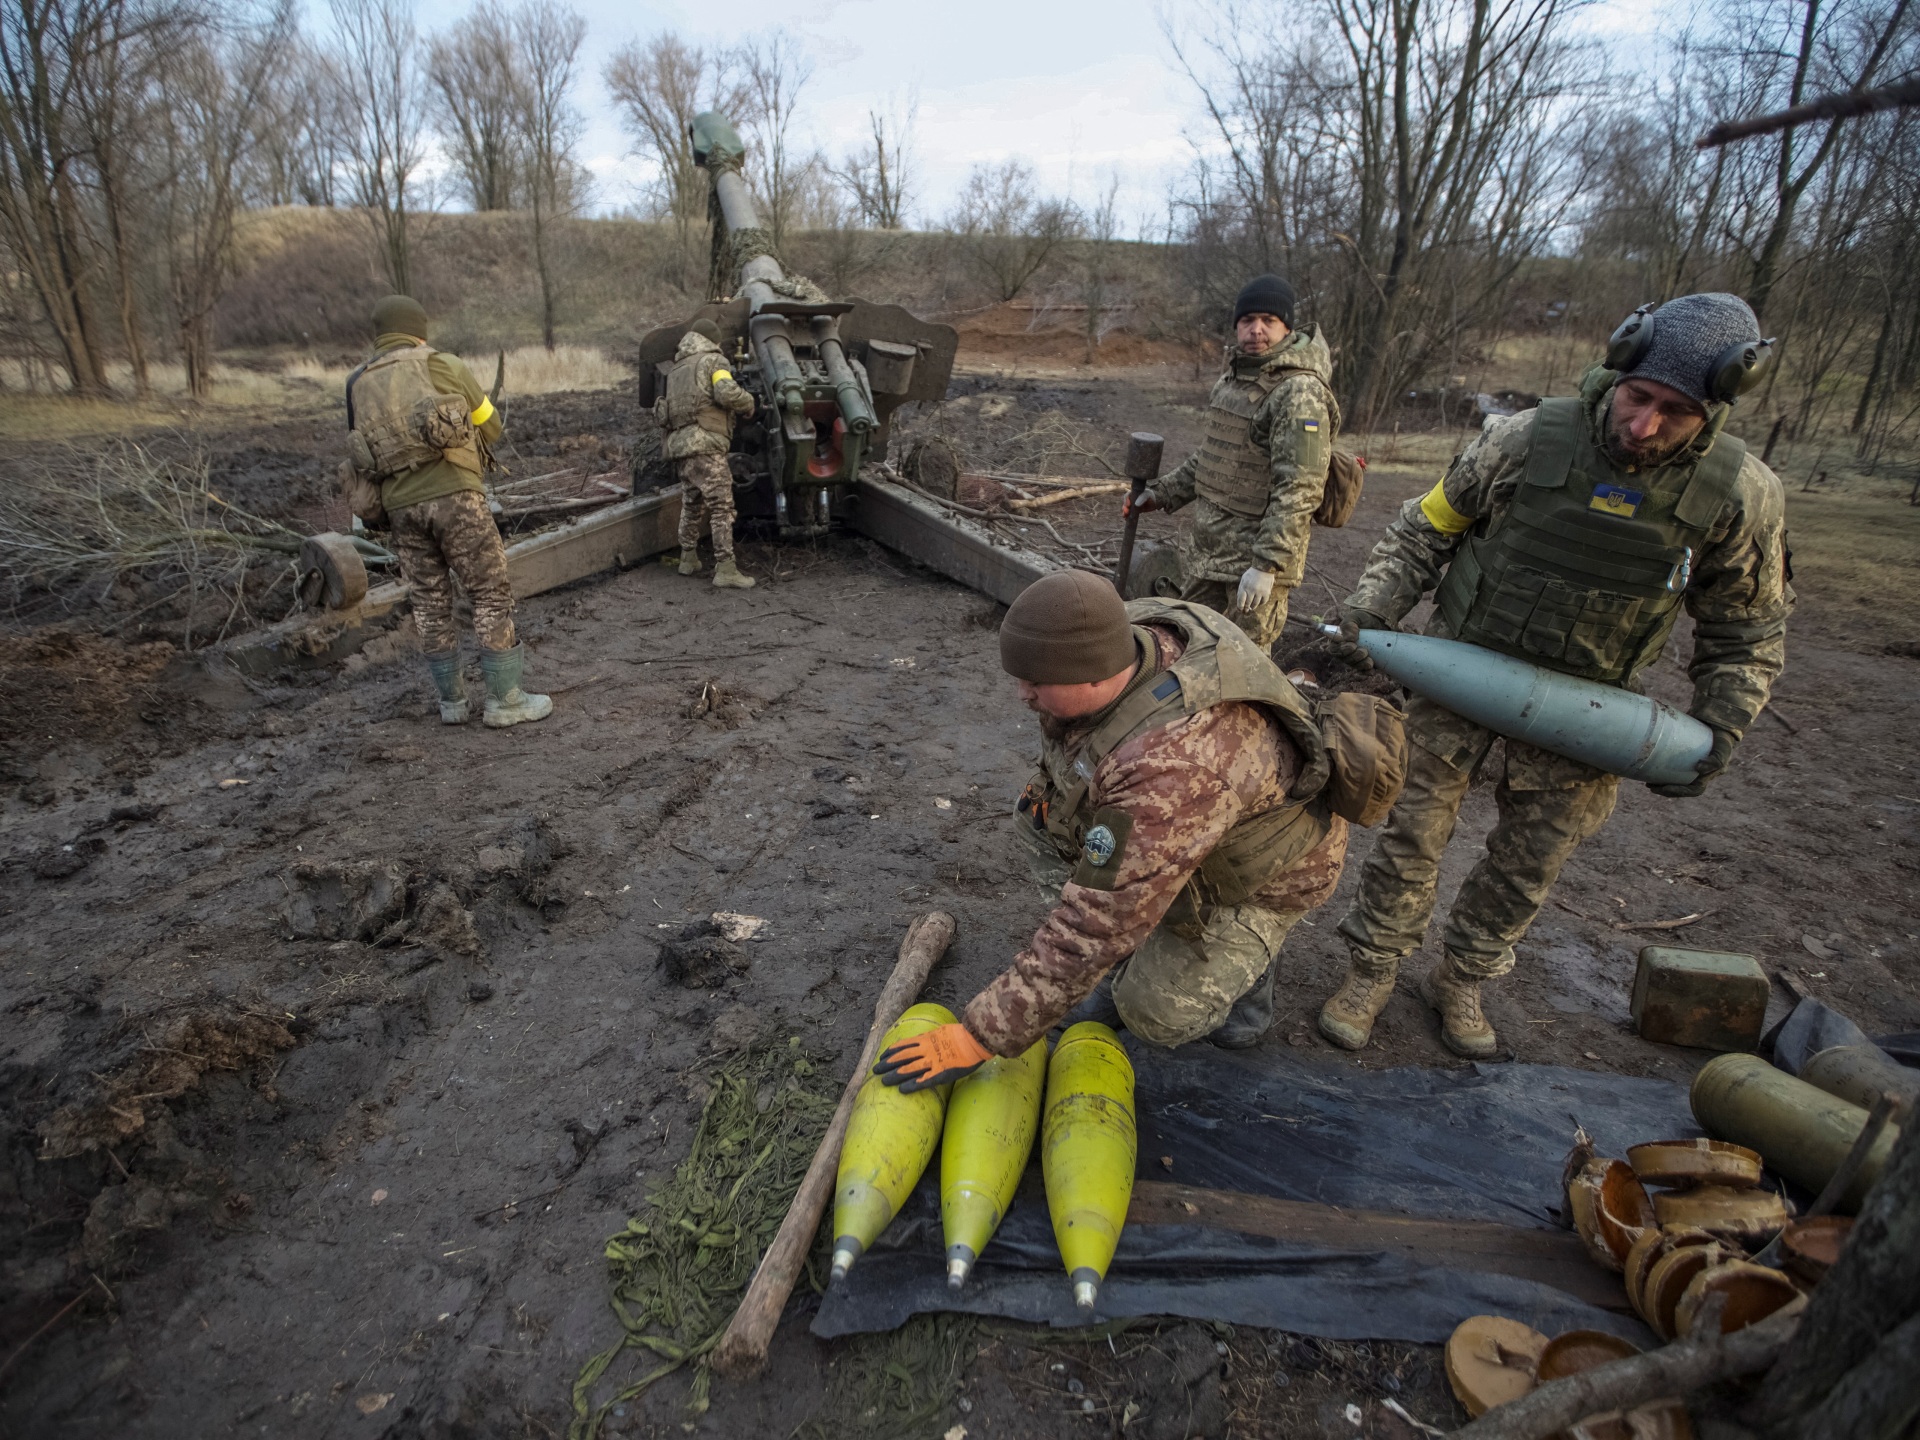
[1301,419,1322,433]
[1589,483,1642,518]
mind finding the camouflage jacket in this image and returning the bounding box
[655,331,755,460]
[1345,373,1791,740]
[963,624,1349,1055]
[1150,325,1338,585]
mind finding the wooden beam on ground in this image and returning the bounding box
[219,489,681,677]
[848,473,1057,605]
[1129,1181,1631,1313]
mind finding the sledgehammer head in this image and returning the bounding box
[1124,433,1164,482]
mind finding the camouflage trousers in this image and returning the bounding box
[1014,822,1297,1048]
[1337,695,1619,980]
[676,454,737,563]
[1177,575,1291,650]
[389,489,516,654]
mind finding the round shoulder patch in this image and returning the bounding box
[1082,824,1117,869]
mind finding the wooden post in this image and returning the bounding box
[709,910,957,1378]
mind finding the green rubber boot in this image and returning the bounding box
[678,550,703,577]
[426,650,469,725]
[712,557,755,589]
[479,645,553,728]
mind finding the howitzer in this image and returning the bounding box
[635,113,957,535]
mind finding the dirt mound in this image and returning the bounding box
[36,1011,297,1160]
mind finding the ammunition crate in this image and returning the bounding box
[1631,947,1769,1052]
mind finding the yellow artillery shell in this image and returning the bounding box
[830,1002,956,1282]
[941,1037,1048,1290]
[1041,1021,1136,1310]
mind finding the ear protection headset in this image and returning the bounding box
[1605,302,1776,404]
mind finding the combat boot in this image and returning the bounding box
[479,644,554,728]
[1317,947,1399,1050]
[1419,953,1499,1059]
[712,558,755,589]
[426,650,469,725]
[1211,959,1277,1050]
[678,550,703,577]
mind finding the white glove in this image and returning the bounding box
[1234,566,1276,613]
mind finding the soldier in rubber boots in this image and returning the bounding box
[657,319,757,589]
[871,569,1353,1093]
[1318,293,1791,1058]
[345,295,551,728]
[1126,273,1338,649]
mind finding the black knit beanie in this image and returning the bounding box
[1233,274,1296,328]
[999,570,1135,684]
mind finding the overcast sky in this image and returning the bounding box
[397,0,1675,232]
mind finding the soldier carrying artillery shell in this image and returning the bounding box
[1318,292,1792,1059]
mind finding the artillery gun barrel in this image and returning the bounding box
[812,318,877,435]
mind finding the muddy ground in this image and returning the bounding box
[2,365,1917,1439]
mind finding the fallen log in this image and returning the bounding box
[709,910,957,1378]
[1006,481,1128,511]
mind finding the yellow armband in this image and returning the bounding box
[711,369,733,385]
[470,395,496,427]
[1419,480,1475,535]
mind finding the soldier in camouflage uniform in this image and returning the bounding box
[1127,274,1338,648]
[346,295,551,728]
[1317,293,1790,1058]
[870,570,1351,1093]
[656,319,757,589]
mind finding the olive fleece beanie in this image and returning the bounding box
[687,318,721,344]
[371,294,429,340]
[999,570,1135,684]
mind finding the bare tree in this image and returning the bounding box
[831,94,916,230]
[1168,0,1604,427]
[330,0,424,293]
[0,0,121,394]
[428,0,519,212]
[153,3,291,398]
[946,159,1080,303]
[251,40,350,207]
[738,29,813,250]
[511,0,585,351]
[603,33,746,230]
[1077,175,1123,362]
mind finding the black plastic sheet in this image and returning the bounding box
[814,1043,1697,1345]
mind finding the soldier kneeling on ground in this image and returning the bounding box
[657,319,757,590]
[343,295,552,728]
[870,570,1406,1093]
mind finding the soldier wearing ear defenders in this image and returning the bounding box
[1318,292,1792,1059]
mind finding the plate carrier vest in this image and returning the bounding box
[1434,397,1745,686]
[347,346,482,483]
[1017,600,1331,926]
[1193,362,1339,519]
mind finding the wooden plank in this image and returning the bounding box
[848,474,1057,605]
[1129,1180,1631,1312]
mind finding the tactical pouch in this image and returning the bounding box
[1318,691,1408,827]
[1314,447,1367,527]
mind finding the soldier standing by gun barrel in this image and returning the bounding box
[1125,274,1342,647]
[344,295,552,729]
[1317,293,1791,1059]
[658,319,758,589]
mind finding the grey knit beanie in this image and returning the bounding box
[1627,293,1761,406]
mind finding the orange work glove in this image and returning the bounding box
[873,1022,992,1093]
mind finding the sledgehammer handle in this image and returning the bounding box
[1114,432,1164,597]
[711,910,957,1377]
